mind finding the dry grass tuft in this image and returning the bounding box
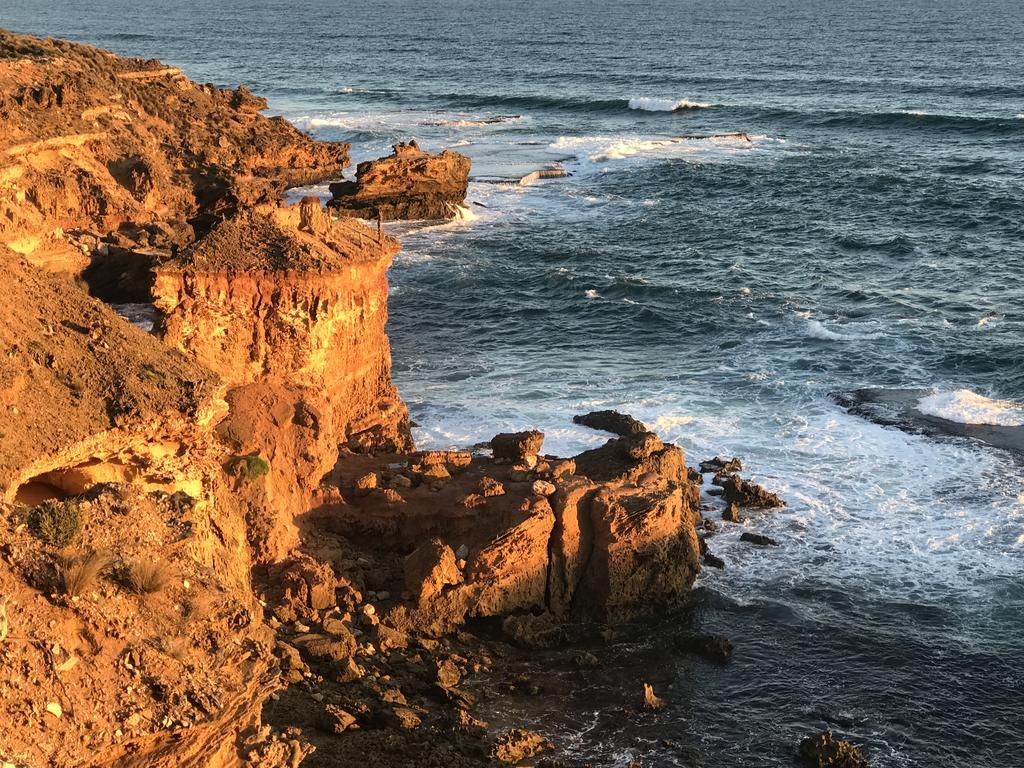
[60,550,111,597]
[127,559,170,594]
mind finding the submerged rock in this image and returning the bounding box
[740,532,779,547]
[329,140,471,221]
[676,633,733,662]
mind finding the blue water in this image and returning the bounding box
[5,1,1023,765]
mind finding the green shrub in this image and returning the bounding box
[28,500,83,548]
[239,454,269,481]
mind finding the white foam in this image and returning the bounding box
[628,96,711,111]
[916,389,1024,427]
[548,133,757,168]
[584,289,600,299]
[805,319,845,340]
[803,318,885,341]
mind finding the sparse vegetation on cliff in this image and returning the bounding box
[28,500,83,548]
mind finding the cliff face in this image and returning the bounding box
[329,140,471,221]
[153,199,413,564]
[0,29,349,276]
[153,200,412,454]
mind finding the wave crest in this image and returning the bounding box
[916,390,1024,427]
[628,96,711,112]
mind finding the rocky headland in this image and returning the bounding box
[0,29,867,768]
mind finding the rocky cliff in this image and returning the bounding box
[329,140,471,221]
[0,30,792,768]
[0,29,349,278]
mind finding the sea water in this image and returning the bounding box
[4,1,1022,764]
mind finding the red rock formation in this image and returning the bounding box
[329,140,471,221]
[153,199,412,454]
[0,29,349,276]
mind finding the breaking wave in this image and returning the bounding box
[628,96,712,111]
[916,389,1024,427]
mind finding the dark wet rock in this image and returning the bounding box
[798,730,870,768]
[721,474,786,509]
[740,532,779,547]
[677,632,732,662]
[572,410,648,436]
[490,430,545,461]
[502,612,566,649]
[703,552,725,569]
[722,502,742,522]
[700,456,742,474]
[687,466,703,484]
[491,729,554,763]
[707,486,725,497]
[573,650,601,669]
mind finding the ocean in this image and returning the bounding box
[4,1,1022,765]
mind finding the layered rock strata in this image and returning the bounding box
[154,198,412,452]
[328,140,471,221]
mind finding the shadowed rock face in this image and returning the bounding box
[0,29,349,275]
[328,140,471,221]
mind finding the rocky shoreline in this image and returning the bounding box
[0,30,866,768]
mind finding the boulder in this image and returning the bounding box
[404,537,463,604]
[328,140,471,221]
[798,730,870,768]
[490,430,545,462]
[721,474,786,509]
[278,555,338,615]
[573,432,686,485]
[573,410,648,436]
[569,485,701,621]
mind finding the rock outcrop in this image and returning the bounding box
[798,731,870,768]
[0,29,348,281]
[154,198,412,454]
[327,424,703,639]
[328,140,471,221]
